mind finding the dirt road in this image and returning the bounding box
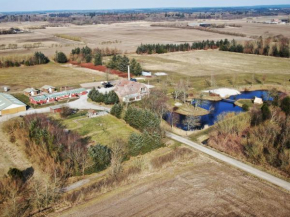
[166,132,290,191]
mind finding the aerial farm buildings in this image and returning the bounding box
[0,93,26,116]
[30,88,87,105]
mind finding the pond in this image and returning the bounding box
[165,90,272,131]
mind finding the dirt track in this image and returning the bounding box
[59,150,290,217]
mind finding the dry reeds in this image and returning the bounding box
[151,148,192,169]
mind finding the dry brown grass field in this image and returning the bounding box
[130,50,290,91]
[0,62,104,91]
[58,145,290,217]
[188,16,290,38]
[0,19,289,57]
[0,21,248,57]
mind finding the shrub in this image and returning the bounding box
[261,104,271,121]
[128,131,162,156]
[60,106,73,118]
[88,144,111,171]
[110,103,123,118]
[88,88,119,105]
[55,51,68,63]
[8,168,23,180]
[242,104,249,111]
[280,96,290,116]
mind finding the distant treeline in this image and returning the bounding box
[136,40,224,54]
[0,28,22,35]
[220,36,290,58]
[0,52,49,68]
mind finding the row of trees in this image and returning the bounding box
[136,40,224,54]
[0,52,49,68]
[111,103,164,156]
[208,93,290,176]
[220,36,290,58]
[124,106,163,156]
[106,54,142,75]
[88,88,119,105]
[70,46,121,65]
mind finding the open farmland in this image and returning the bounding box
[58,145,290,217]
[131,50,290,91]
[0,62,104,91]
[0,21,249,57]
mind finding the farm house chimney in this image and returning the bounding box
[128,65,130,81]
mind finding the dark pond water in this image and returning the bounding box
[165,90,272,131]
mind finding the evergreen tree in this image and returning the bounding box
[111,103,123,118]
[94,52,103,65]
[261,104,271,121]
[88,144,111,171]
[118,55,129,72]
[55,51,68,63]
[280,97,290,116]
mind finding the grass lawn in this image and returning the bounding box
[175,104,209,116]
[0,62,103,92]
[235,99,254,108]
[61,114,138,146]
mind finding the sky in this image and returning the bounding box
[0,0,290,12]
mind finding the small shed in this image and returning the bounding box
[41,85,56,93]
[142,71,152,77]
[50,105,63,113]
[23,88,39,96]
[3,86,9,92]
[87,109,97,118]
[254,97,263,105]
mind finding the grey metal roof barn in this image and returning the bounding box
[0,93,26,111]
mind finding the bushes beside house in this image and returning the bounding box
[88,88,119,105]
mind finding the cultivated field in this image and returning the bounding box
[59,145,290,217]
[0,62,104,92]
[186,16,290,38]
[0,21,249,57]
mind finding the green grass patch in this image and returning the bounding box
[61,114,138,146]
[54,34,82,42]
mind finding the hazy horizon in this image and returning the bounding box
[0,0,290,13]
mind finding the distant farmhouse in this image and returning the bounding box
[0,93,26,116]
[30,88,87,105]
[114,79,149,103]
